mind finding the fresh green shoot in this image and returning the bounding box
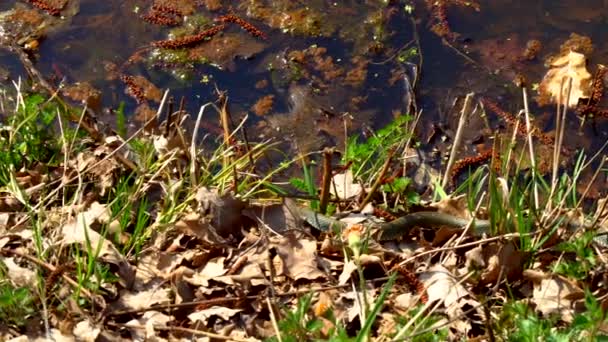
[553,231,596,280]
[392,305,448,342]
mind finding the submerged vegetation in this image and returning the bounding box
[3,0,608,341]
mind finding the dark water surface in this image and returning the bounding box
[2,0,608,184]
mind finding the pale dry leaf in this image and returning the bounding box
[343,288,378,322]
[118,287,172,311]
[338,260,358,285]
[126,311,172,341]
[525,271,585,322]
[31,329,74,342]
[185,256,227,287]
[539,50,592,108]
[420,264,468,306]
[215,261,266,286]
[476,241,525,286]
[430,195,472,220]
[339,213,368,225]
[394,293,417,311]
[245,201,301,234]
[274,235,325,281]
[73,320,100,342]
[188,306,243,324]
[194,188,246,237]
[331,170,363,199]
[60,202,135,287]
[174,212,227,245]
[2,257,37,287]
[464,245,485,269]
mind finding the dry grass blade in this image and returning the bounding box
[442,92,475,188]
[522,86,539,210]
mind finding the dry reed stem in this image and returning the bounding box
[319,148,334,214]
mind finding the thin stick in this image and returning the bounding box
[267,297,283,342]
[522,87,539,210]
[319,148,334,214]
[219,93,233,168]
[442,92,475,188]
[108,323,253,342]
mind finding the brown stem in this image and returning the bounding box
[319,148,334,214]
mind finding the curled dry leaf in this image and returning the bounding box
[174,212,228,245]
[430,194,474,220]
[244,200,301,234]
[538,50,592,108]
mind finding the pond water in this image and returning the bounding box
[1,0,608,192]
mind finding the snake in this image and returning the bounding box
[295,205,608,246]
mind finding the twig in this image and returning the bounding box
[319,148,334,214]
[267,297,283,342]
[219,93,233,168]
[107,322,254,342]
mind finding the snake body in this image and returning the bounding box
[297,206,608,246]
[298,207,491,241]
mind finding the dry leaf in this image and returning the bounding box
[1,257,36,288]
[338,260,358,285]
[195,188,246,238]
[470,241,526,286]
[419,264,481,333]
[538,50,592,107]
[331,170,363,199]
[174,212,227,245]
[72,320,100,342]
[125,311,172,341]
[274,235,325,281]
[185,256,227,287]
[524,270,585,322]
[118,287,172,311]
[430,195,473,220]
[245,200,302,234]
[60,202,135,288]
[188,306,243,324]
